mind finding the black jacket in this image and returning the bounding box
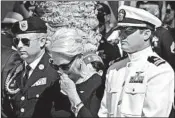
[51,74,102,118]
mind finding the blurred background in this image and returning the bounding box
[1,1,175,29]
[1,1,175,49]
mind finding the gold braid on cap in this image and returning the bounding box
[5,64,24,94]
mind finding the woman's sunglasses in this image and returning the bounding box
[49,54,82,71]
[13,38,31,47]
[49,58,60,71]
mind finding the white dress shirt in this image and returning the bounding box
[24,51,45,78]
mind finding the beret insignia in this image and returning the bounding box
[147,56,165,66]
[118,9,126,22]
[11,17,47,34]
[19,20,28,31]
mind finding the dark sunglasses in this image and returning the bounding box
[13,38,31,47]
[119,27,138,36]
[49,54,82,71]
[119,27,146,39]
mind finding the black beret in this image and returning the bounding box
[11,16,47,34]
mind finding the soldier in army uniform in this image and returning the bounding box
[98,6,174,117]
[3,17,60,118]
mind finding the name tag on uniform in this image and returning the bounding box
[31,77,47,87]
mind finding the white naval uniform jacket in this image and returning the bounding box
[98,47,174,117]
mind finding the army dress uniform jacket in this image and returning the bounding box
[98,47,174,117]
[1,45,22,118]
[1,45,22,95]
[1,45,22,91]
[3,53,60,118]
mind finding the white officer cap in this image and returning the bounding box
[116,5,162,30]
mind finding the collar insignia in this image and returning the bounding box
[39,64,44,70]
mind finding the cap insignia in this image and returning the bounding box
[118,9,126,22]
[19,20,28,31]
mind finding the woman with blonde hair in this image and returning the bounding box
[49,27,104,117]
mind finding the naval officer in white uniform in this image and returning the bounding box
[98,5,174,117]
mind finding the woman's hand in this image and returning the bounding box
[60,73,82,106]
[60,73,76,94]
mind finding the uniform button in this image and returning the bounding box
[20,108,25,112]
[21,96,25,101]
[36,94,39,98]
[133,88,135,92]
[8,96,11,100]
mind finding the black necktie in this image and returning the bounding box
[23,65,31,86]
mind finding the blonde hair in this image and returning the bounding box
[50,27,85,57]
